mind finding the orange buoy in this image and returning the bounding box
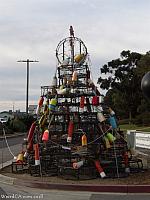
[27,122,36,143]
[80,96,85,108]
[94,160,106,178]
[34,143,40,165]
[42,130,49,142]
[82,134,87,146]
[67,121,74,143]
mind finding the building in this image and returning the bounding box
[28,105,37,115]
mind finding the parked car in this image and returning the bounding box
[0,118,7,123]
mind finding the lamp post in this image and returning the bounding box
[17,59,39,114]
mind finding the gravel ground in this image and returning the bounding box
[1,166,150,185]
[1,147,150,185]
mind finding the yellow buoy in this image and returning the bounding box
[74,54,85,63]
[16,152,24,163]
[49,98,57,111]
[82,134,87,146]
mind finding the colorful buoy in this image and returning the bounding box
[49,98,57,111]
[27,122,36,143]
[67,120,74,143]
[108,116,117,129]
[82,134,87,146]
[72,71,78,81]
[94,160,106,178]
[97,112,106,122]
[73,160,84,169]
[16,152,24,163]
[106,132,116,143]
[34,143,40,166]
[74,54,85,63]
[42,130,49,142]
[80,96,85,108]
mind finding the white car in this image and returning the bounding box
[0,118,7,123]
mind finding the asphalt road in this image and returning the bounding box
[0,134,26,164]
[0,134,26,149]
[0,182,150,200]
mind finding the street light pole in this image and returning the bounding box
[17,59,39,114]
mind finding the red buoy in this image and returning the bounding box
[34,143,40,165]
[27,122,36,143]
[80,96,85,108]
[94,160,106,178]
[38,96,44,107]
[67,121,74,142]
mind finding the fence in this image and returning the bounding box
[127,130,150,150]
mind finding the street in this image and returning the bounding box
[0,134,26,149]
[0,134,26,164]
[0,182,150,200]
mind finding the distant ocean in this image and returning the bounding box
[0,100,37,112]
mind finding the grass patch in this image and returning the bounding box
[119,124,150,132]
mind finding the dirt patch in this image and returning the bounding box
[1,148,150,185]
[1,165,150,185]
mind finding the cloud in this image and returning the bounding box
[0,0,150,111]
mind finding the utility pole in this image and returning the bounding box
[17,59,39,114]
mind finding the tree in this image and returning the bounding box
[98,50,142,121]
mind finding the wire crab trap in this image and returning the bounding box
[12,26,143,179]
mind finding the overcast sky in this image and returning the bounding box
[0,0,150,112]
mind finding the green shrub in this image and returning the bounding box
[118,119,130,125]
[134,112,150,125]
[11,118,26,132]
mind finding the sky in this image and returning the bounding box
[0,0,150,112]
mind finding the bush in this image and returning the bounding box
[118,119,130,125]
[134,112,150,125]
[10,118,26,132]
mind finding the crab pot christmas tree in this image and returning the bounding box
[22,27,143,179]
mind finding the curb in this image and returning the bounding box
[0,160,14,171]
[0,174,15,185]
[13,179,150,193]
